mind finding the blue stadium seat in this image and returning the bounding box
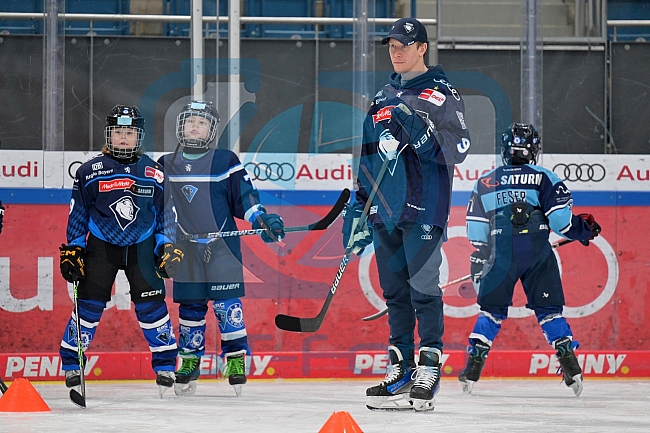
[608,1,650,41]
[165,0,229,38]
[324,0,395,39]
[246,0,318,38]
[65,0,130,35]
[0,0,43,34]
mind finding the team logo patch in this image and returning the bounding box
[145,166,164,183]
[109,196,140,230]
[226,303,245,329]
[156,323,175,346]
[99,178,135,192]
[188,330,204,349]
[419,88,446,106]
[372,105,396,125]
[182,185,198,202]
[421,224,433,240]
[67,323,92,350]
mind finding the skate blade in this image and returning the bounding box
[569,375,583,397]
[410,397,436,412]
[174,381,197,396]
[233,384,243,397]
[460,379,475,395]
[158,384,172,398]
[366,394,413,411]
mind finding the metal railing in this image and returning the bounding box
[0,12,435,27]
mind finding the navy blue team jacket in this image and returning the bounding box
[466,163,595,256]
[66,153,172,251]
[357,65,471,232]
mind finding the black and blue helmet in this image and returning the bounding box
[501,123,540,165]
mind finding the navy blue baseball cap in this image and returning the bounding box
[381,18,428,46]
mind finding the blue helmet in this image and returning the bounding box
[501,123,540,165]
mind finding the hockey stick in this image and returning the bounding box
[361,274,473,321]
[69,281,87,408]
[275,156,392,332]
[361,236,585,322]
[0,376,8,394]
[177,188,351,241]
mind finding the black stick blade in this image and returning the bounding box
[275,314,324,333]
[69,389,86,408]
[309,188,350,231]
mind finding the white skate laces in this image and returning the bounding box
[413,365,439,390]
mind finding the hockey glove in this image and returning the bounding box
[577,213,602,246]
[0,200,4,234]
[342,202,373,256]
[469,251,487,283]
[253,212,285,243]
[386,103,435,154]
[59,244,86,283]
[156,243,184,279]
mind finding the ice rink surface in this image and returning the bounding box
[1,378,649,433]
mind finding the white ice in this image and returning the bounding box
[1,378,649,432]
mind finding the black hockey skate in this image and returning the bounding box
[65,370,81,388]
[555,337,583,397]
[409,347,441,412]
[458,341,490,394]
[223,350,247,397]
[174,353,200,396]
[156,371,175,398]
[366,346,416,411]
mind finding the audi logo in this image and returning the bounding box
[552,163,606,182]
[244,162,295,181]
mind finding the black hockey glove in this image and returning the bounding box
[59,244,86,283]
[253,212,285,243]
[156,243,184,279]
[469,251,487,283]
[386,103,435,154]
[342,202,373,256]
[0,200,4,234]
[577,213,602,246]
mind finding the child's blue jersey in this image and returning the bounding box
[66,153,172,251]
[466,163,594,253]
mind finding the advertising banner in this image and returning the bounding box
[0,152,647,379]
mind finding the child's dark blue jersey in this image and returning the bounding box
[66,153,172,251]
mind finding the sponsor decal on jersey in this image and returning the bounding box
[457,138,471,153]
[85,168,114,181]
[418,88,446,106]
[99,178,135,192]
[109,196,140,230]
[145,166,164,183]
[127,183,154,197]
[91,161,103,171]
[480,177,500,188]
[372,105,396,125]
[499,173,543,186]
[456,111,467,129]
[556,185,570,195]
[181,185,198,202]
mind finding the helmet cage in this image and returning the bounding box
[501,123,540,165]
[176,101,220,149]
[104,105,145,159]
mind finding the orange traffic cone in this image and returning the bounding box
[0,378,51,412]
[318,411,363,433]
